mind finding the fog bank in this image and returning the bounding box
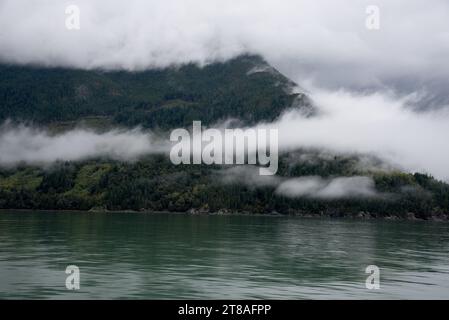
[0,124,167,166]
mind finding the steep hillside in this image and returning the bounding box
[0,55,311,130]
[1,55,449,219]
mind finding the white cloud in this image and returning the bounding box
[254,86,449,181]
[0,0,448,92]
[275,176,377,199]
[1,0,449,182]
[2,86,449,183]
[220,166,377,199]
[0,124,167,166]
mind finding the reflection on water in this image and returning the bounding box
[0,211,448,299]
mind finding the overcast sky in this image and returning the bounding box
[1,0,448,96]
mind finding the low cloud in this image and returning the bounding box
[2,86,449,184]
[254,86,449,181]
[275,176,376,199]
[220,166,377,199]
[1,0,448,181]
[1,0,448,99]
[0,124,167,166]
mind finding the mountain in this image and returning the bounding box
[0,55,449,220]
[0,55,311,130]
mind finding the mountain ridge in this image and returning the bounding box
[1,55,449,219]
[0,54,312,131]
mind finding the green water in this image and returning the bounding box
[0,211,448,299]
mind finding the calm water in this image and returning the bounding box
[0,211,448,299]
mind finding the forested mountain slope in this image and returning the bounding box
[0,55,448,219]
[0,55,311,130]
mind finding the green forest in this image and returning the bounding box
[1,154,448,220]
[0,55,309,130]
[0,55,448,219]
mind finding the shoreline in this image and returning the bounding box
[0,208,447,222]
